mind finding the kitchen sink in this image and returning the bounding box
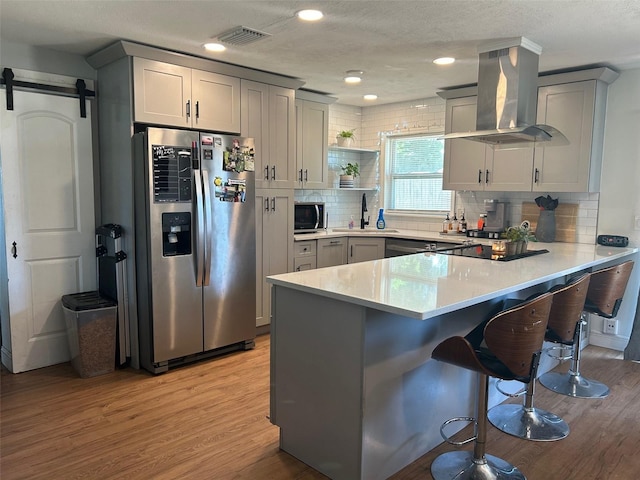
[332,228,399,233]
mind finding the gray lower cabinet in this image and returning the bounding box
[256,189,294,327]
[294,240,317,271]
[347,238,385,264]
[317,237,348,268]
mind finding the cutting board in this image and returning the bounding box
[521,202,578,243]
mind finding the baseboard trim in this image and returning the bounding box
[589,331,629,351]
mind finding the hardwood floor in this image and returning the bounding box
[1,335,639,480]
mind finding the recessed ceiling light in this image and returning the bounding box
[363,94,378,101]
[297,9,323,21]
[344,70,363,84]
[433,57,455,65]
[204,43,226,52]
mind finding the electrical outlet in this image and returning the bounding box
[603,319,618,335]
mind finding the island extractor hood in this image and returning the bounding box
[443,37,567,147]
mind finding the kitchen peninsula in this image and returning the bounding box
[267,243,637,480]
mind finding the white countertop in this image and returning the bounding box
[294,227,474,243]
[267,243,638,320]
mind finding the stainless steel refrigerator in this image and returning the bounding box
[133,127,256,373]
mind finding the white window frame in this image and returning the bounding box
[382,129,454,218]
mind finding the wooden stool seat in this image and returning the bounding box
[540,261,634,398]
[488,274,591,441]
[430,291,554,480]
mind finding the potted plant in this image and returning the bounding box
[502,223,533,255]
[336,129,356,147]
[339,162,359,188]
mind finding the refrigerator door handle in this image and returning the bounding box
[202,169,213,286]
[194,169,205,287]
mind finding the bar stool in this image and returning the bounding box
[539,260,634,398]
[430,291,554,480]
[488,274,590,441]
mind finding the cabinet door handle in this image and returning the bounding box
[478,169,482,184]
[271,197,276,212]
[304,169,308,182]
[350,245,353,257]
[485,169,489,184]
[11,241,17,259]
[271,166,276,180]
[186,100,191,119]
[195,101,200,119]
[330,240,340,245]
[264,165,270,180]
[299,169,303,182]
[264,198,270,211]
[534,168,540,184]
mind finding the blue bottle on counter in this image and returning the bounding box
[376,208,386,229]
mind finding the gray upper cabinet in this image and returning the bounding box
[295,99,328,189]
[442,97,487,191]
[443,97,536,192]
[443,69,616,193]
[133,57,240,133]
[241,80,296,189]
[533,80,603,192]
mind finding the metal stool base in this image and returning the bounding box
[431,451,526,480]
[539,371,609,399]
[488,404,569,441]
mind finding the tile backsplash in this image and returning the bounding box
[300,99,598,243]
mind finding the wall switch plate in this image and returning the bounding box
[603,319,618,335]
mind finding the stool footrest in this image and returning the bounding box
[439,416,476,446]
[544,344,573,361]
[495,379,526,398]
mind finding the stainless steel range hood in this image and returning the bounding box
[443,37,567,147]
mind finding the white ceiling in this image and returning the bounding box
[2,0,640,106]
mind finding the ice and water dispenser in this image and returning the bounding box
[162,212,191,256]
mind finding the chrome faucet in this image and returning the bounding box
[360,193,369,229]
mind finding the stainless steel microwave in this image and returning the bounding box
[294,202,325,233]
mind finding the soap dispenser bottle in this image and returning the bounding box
[348,215,355,229]
[376,209,386,229]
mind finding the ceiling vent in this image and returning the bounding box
[217,26,271,46]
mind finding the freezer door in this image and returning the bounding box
[200,134,256,350]
[136,128,204,366]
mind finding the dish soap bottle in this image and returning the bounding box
[376,209,386,229]
[348,215,355,229]
[443,213,450,233]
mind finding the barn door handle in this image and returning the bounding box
[11,241,17,259]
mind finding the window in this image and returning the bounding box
[385,133,452,214]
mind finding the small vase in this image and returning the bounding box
[337,136,354,148]
[536,210,556,242]
[339,174,354,188]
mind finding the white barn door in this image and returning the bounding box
[1,89,96,373]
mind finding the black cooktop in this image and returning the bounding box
[436,244,549,262]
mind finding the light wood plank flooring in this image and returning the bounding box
[2,335,639,479]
